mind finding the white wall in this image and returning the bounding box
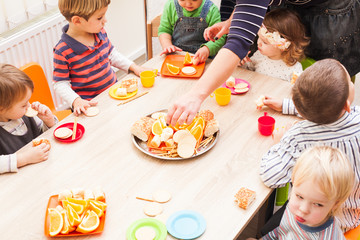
[105,0,146,61]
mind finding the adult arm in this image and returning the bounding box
[167,0,269,125]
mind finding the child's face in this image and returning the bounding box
[79,6,108,34]
[0,88,32,122]
[178,0,203,12]
[288,178,337,227]
[257,33,283,60]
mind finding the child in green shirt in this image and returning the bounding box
[158,0,226,64]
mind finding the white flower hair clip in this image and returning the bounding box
[259,24,291,51]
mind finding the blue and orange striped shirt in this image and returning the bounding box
[53,25,117,100]
[263,207,346,239]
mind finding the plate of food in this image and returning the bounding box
[222,77,251,94]
[44,188,106,237]
[131,109,219,160]
[109,79,138,100]
[160,54,205,78]
[126,218,167,240]
[53,122,85,143]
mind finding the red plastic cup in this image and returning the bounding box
[258,112,275,136]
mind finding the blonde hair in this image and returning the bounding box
[292,146,354,215]
[0,64,34,111]
[292,59,349,124]
[263,8,309,66]
[58,0,111,21]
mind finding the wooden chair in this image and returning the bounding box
[146,14,162,60]
[20,62,72,121]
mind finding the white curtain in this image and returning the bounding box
[0,0,57,33]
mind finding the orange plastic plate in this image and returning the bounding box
[161,55,205,78]
[44,195,106,237]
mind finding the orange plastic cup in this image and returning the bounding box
[212,87,231,106]
[140,69,158,88]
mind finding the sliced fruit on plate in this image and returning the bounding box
[60,209,75,234]
[88,200,107,212]
[89,201,104,218]
[166,63,180,75]
[62,200,85,215]
[66,204,82,227]
[152,120,163,136]
[183,52,193,66]
[190,125,204,142]
[76,210,100,233]
[48,208,64,236]
[173,129,192,143]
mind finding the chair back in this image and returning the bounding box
[146,14,162,60]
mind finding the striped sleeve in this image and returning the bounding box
[53,44,70,82]
[223,0,270,60]
[282,98,302,117]
[0,154,18,174]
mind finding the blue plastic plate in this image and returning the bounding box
[166,210,206,239]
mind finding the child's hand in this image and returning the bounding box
[160,45,182,56]
[238,51,251,66]
[129,64,159,77]
[31,102,56,128]
[16,143,50,168]
[263,96,283,112]
[272,121,295,143]
[193,46,210,65]
[72,97,98,116]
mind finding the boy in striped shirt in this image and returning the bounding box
[250,146,354,240]
[54,0,152,115]
[260,59,360,232]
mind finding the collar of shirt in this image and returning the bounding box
[61,24,106,55]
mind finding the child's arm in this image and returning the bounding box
[193,46,210,65]
[0,154,18,173]
[260,127,301,188]
[159,33,182,55]
[30,102,57,128]
[53,81,97,115]
[16,143,50,168]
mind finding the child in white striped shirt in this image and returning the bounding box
[260,59,360,233]
[249,146,354,240]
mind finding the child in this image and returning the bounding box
[0,64,57,174]
[54,0,153,115]
[241,9,309,82]
[260,59,360,232]
[158,0,226,64]
[248,146,354,239]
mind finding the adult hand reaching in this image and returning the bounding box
[204,18,231,42]
[167,91,204,126]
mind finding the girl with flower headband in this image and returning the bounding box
[241,9,309,82]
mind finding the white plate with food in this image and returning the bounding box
[131,109,219,160]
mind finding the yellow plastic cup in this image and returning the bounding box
[140,69,158,88]
[212,87,231,106]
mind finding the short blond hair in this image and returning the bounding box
[0,64,34,111]
[292,146,354,215]
[58,0,111,21]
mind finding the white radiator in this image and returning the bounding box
[0,12,67,110]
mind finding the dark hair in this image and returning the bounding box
[263,8,310,66]
[0,64,34,111]
[292,59,349,124]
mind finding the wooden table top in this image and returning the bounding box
[0,54,297,240]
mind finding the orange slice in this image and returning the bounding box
[60,210,75,234]
[88,200,107,212]
[152,120,163,136]
[166,63,180,75]
[76,210,100,234]
[66,204,81,227]
[48,208,64,236]
[190,125,204,142]
[62,200,85,215]
[89,201,104,218]
[183,52,193,66]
